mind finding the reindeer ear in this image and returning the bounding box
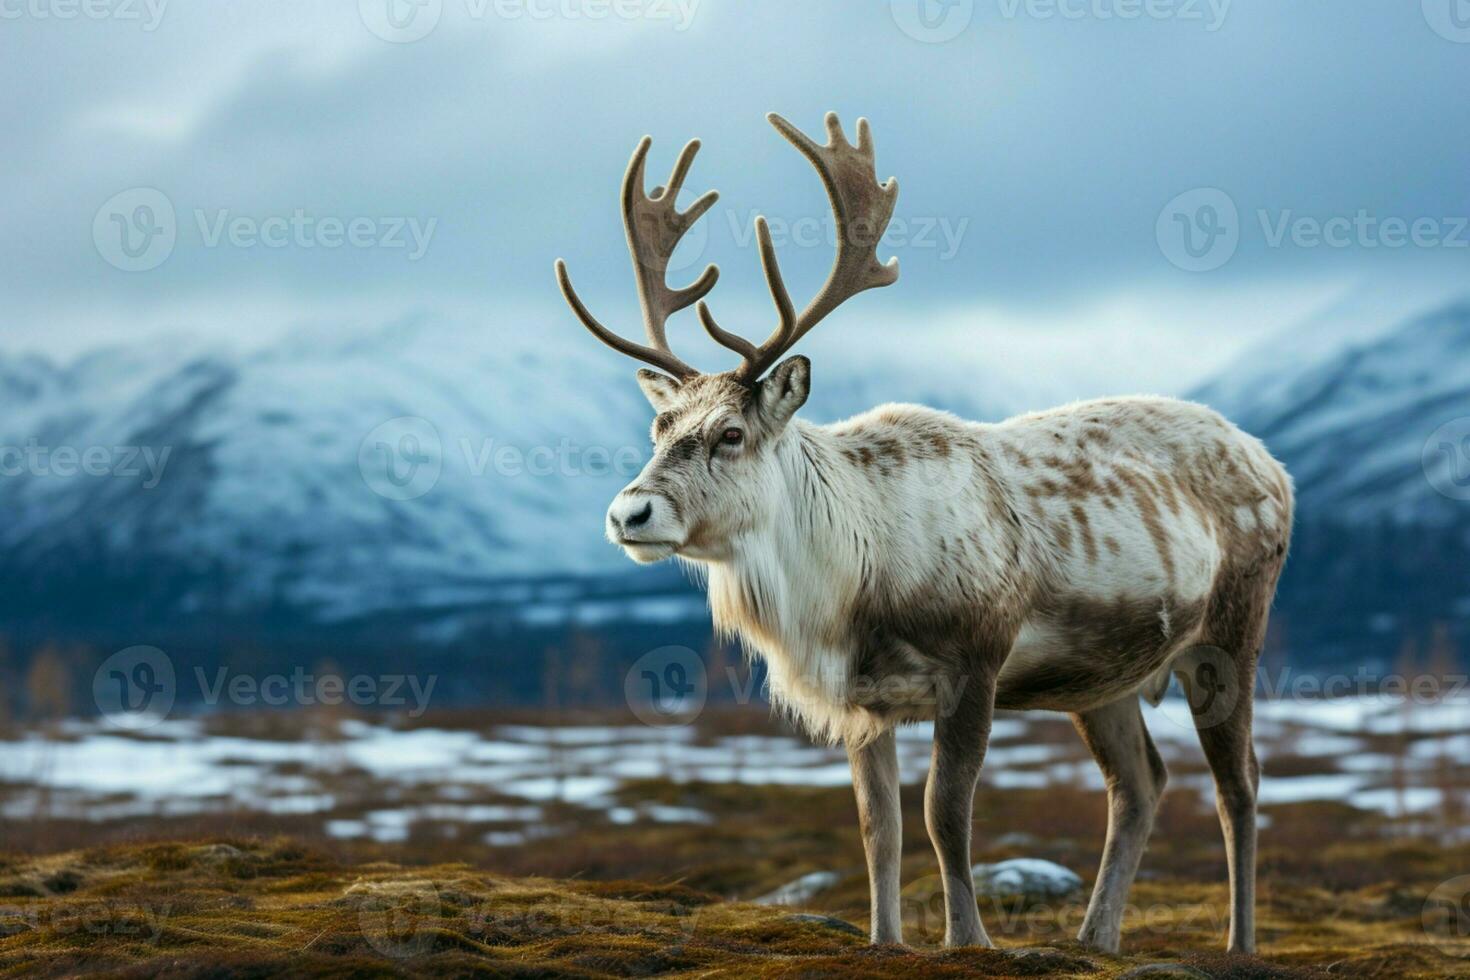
[636,369,682,411]
[757,356,810,428]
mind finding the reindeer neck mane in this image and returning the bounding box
[698,421,866,661]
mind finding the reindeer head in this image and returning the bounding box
[554,112,899,564]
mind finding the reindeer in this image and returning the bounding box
[554,112,1292,953]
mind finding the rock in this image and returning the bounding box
[339,878,441,912]
[189,843,245,864]
[971,858,1083,905]
[754,871,840,906]
[992,831,1043,849]
[780,912,866,937]
[1119,966,1213,979]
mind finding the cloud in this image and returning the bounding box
[1,0,1465,388]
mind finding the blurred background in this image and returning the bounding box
[0,0,1467,921]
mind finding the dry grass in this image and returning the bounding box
[0,833,1466,979]
[3,705,1469,976]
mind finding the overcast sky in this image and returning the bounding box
[2,0,1466,393]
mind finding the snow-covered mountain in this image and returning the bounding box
[1190,297,1470,665]
[1193,299,1470,526]
[1,298,1464,659]
[0,316,1027,632]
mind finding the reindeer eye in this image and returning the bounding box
[720,428,743,446]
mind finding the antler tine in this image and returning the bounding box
[697,215,793,364]
[556,135,722,381]
[555,259,697,380]
[623,137,721,358]
[704,111,901,384]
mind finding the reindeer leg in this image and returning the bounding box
[1072,696,1168,952]
[847,728,903,943]
[925,672,996,947]
[1178,648,1260,954]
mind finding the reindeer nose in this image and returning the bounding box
[624,502,653,529]
[608,494,659,538]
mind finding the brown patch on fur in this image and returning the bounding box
[874,437,907,467]
[1002,443,1033,468]
[997,594,1207,711]
[1116,467,1175,585]
[1054,519,1074,555]
[1071,504,1098,563]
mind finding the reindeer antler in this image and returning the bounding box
[556,113,898,385]
[555,135,720,381]
[699,112,899,384]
